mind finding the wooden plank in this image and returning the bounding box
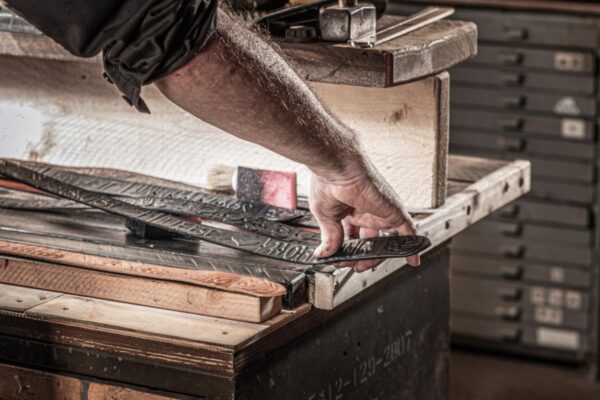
[448,155,506,183]
[0,17,476,86]
[0,56,449,208]
[281,17,477,87]
[24,294,271,346]
[0,236,288,298]
[0,257,282,323]
[0,362,186,400]
[309,73,449,207]
[405,0,600,16]
[310,156,531,309]
[0,282,61,312]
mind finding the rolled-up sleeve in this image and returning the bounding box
[6,0,217,112]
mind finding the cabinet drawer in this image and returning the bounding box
[452,276,591,312]
[454,8,600,49]
[458,220,593,247]
[468,44,596,74]
[530,179,595,204]
[452,108,595,141]
[452,66,596,95]
[451,316,590,353]
[451,235,593,266]
[451,131,596,160]
[449,148,595,184]
[451,253,592,288]
[452,86,598,118]
[493,200,591,228]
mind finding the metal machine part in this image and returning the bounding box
[319,0,377,43]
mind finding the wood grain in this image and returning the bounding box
[0,282,61,312]
[0,239,287,298]
[0,362,186,400]
[0,257,282,323]
[310,73,449,207]
[281,16,476,87]
[23,293,274,346]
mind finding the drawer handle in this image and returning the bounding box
[495,305,522,320]
[500,244,525,258]
[497,117,524,131]
[497,137,525,151]
[500,265,523,279]
[499,95,525,109]
[500,222,522,236]
[499,204,520,218]
[497,52,523,66]
[496,286,522,300]
[500,327,522,342]
[503,28,528,41]
[500,72,524,85]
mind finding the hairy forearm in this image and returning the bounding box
[155,9,365,179]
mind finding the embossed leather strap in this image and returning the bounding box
[0,160,431,264]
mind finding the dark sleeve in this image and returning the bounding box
[6,0,217,113]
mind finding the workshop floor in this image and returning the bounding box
[450,349,600,399]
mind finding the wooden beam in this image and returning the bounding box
[0,362,187,400]
[280,16,476,87]
[0,283,61,312]
[309,73,449,207]
[0,17,476,86]
[0,257,282,323]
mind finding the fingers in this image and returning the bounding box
[352,227,382,272]
[407,254,421,268]
[312,214,345,259]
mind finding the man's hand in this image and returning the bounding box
[310,160,419,272]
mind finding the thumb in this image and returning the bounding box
[313,214,345,259]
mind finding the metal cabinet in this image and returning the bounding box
[393,3,600,373]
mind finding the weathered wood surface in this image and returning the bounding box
[0,283,312,374]
[0,249,448,398]
[280,16,477,87]
[309,72,449,207]
[0,258,282,323]
[0,283,60,312]
[0,362,187,400]
[405,0,600,15]
[310,155,531,309]
[0,55,450,208]
[0,15,476,86]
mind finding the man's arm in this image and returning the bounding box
[156,9,419,270]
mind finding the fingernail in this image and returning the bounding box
[408,254,421,267]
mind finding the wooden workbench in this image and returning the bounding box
[0,156,529,399]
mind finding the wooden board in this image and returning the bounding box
[0,283,60,312]
[0,56,449,208]
[0,16,476,86]
[0,362,187,400]
[310,155,531,309]
[0,257,282,323]
[280,16,477,87]
[0,207,305,306]
[310,73,449,207]
[24,294,274,346]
